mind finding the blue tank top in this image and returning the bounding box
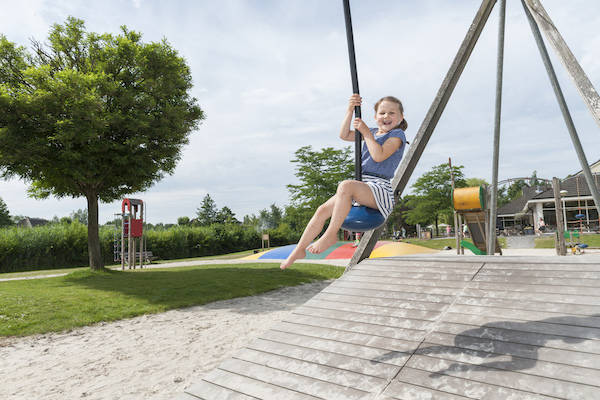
[361,128,406,179]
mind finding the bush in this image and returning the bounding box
[0,222,301,273]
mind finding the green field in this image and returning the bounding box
[0,263,343,337]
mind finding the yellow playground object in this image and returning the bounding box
[453,186,485,211]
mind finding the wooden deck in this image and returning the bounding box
[177,256,600,399]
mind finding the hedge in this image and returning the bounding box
[0,223,298,273]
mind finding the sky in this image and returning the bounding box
[1,0,599,224]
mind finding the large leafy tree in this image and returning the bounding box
[0,18,203,270]
[286,145,354,231]
[403,163,466,236]
[287,145,354,210]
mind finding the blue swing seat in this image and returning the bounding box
[342,205,386,232]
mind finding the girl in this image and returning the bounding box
[280,94,407,269]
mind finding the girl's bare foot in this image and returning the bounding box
[306,235,337,254]
[280,246,306,269]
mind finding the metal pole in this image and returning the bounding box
[449,157,460,254]
[342,0,362,181]
[488,0,505,256]
[553,177,567,255]
[522,0,600,218]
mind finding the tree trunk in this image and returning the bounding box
[435,214,439,237]
[86,192,104,270]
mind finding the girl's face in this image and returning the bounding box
[374,100,403,133]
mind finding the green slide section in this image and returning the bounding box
[461,240,486,255]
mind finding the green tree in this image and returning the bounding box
[0,197,11,227]
[0,18,203,270]
[287,146,354,210]
[196,194,218,225]
[70,208,88,225]
[216,206,238,224]
[177,216,190,225]
[403,163,466,236]
[465,178,488,187]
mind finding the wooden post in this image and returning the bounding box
[523,0,600,129]
[348,0,497,269]
[553,177,567,256]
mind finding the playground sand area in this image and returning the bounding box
[2,248,600,399]
[0,279,332,400]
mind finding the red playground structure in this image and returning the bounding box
[118,198,146,270]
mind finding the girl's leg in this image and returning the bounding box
[307,180,377,254]
[280,195,337,269]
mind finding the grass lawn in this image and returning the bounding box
[399,237,507,250]
[535,233,600,248]
[0,263,343,337]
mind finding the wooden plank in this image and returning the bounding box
[442,312,600,340]
[260,330,412,368]
[324,283,455,304]
[294,306,434,332]
[473,275,600,287]
[248,338,399,379]
[448,305,600,328]
[382,379,470,400]
[479,269,600,279]
[415,342,600,388]
[435,321,600,354]
[456,295,600,315]
[425,331,600,370]
[303,299,442,321]
[407,353,600,399]
[483,263,600,271]
[273,321,420,353]
[343,275,468,288]
[390,367,556,400]
[181,379,258,400]
[234,348,387,393]
[469,280,600,296]
[462,287,600,306]
[313,292,449,312]
[358,259,483,269]
[347,269,475,281]
[352,263,481,274]
[285,313,425,342]
[197,369,320,400]
[218,358,369,400]
[331,280,462,296]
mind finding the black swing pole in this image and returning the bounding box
[343,0,362,181]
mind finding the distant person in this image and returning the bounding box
[401,226,406,239]
[281,94,408,269]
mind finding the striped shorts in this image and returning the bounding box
[354,174,395,219]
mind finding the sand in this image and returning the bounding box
[0,279,333,400]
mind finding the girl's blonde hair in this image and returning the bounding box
[374,96,407,131]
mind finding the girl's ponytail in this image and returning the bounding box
[398,119,407,131]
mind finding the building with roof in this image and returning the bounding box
[497,172,600,233]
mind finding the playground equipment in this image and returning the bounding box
[349,0,600,266]
[114,198,147,270]
[339,0,386,233]
[454,186,502,255]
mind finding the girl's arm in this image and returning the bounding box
[339,94,361,142]
[353,118,403,162]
